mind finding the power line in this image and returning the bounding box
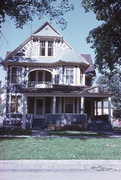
[0,31,9,46]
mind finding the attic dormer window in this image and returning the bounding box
[40,41,45,56]
[48,41,53,56]
[39,40,54,57]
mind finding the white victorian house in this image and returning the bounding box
[3,22,112,130]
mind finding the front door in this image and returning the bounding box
[34,98,45,118]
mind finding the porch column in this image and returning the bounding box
[91,99,95,119]
[80,97,84,114]
[101,100,104,115]
[82,74,85,85]
[53,96,56,114]
[24,67,29,88]
[52,68,55,84]
[108,97,112,122]
[77,67,80,85]
[22,95,27,129]
[95,101,98,116]
[6,66,10,118]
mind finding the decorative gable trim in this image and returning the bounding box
[33,21,62,38]
[5,21,71,60]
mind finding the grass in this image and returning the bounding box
[0,136,121,160]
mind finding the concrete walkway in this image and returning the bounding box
[32,130,49,137]
[0,160,121,180]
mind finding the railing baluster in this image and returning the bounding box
[28,81,52,88]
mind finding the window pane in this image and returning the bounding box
[11,67,17,83]
[48,41,53,56]
[40,41,45,56]
[11,96,15,103]
[66,67,74,84]
[10,96,16,112]
[16,96,21,113]
[10,96,21,113]
[11,104,15,112]
[55,74,59,84]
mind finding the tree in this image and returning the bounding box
[97,70,121,120]
[0,0,74,30]
[82,0,121,75]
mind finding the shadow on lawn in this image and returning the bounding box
[47,130,112,139]
[0,137,28,142]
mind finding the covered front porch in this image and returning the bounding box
[22,93,112,130]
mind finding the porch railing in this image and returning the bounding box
[28,81,52,88]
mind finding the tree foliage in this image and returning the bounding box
[82,0,121,74]
[97,70,121,120]
[0,0,74,30]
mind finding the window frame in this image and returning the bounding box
[39,40,54,57]
[65,67,74,85]
[11,67,22,84]
[10,95,21,113]
[40,40,46,56]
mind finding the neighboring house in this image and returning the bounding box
[0,85,5,123]
[3,22,112,129]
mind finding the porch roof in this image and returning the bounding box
[20,85,111,98]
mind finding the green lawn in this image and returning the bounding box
[0,137,121,160]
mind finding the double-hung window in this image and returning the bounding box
[10,96,21,113]
[40,41,45,56]
[11,67,17,83]
[65,67,74,84]
[39,40,54,56]
[11,67,21,83]
[48,41,53,56]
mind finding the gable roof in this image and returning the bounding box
[33,21,62,38]
[81,54,95,73]
[4,22,89,67]
[5,21,66,60]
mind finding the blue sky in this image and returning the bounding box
[0,0,101,86]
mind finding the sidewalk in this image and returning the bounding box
[0,160,121,180]
[1,160,121,171]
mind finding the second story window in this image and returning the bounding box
[65,67,74,85]
[11,67,22,84]
[11,67,17,83]
[40,41,45,56]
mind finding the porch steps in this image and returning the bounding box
[32,119,45,130]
